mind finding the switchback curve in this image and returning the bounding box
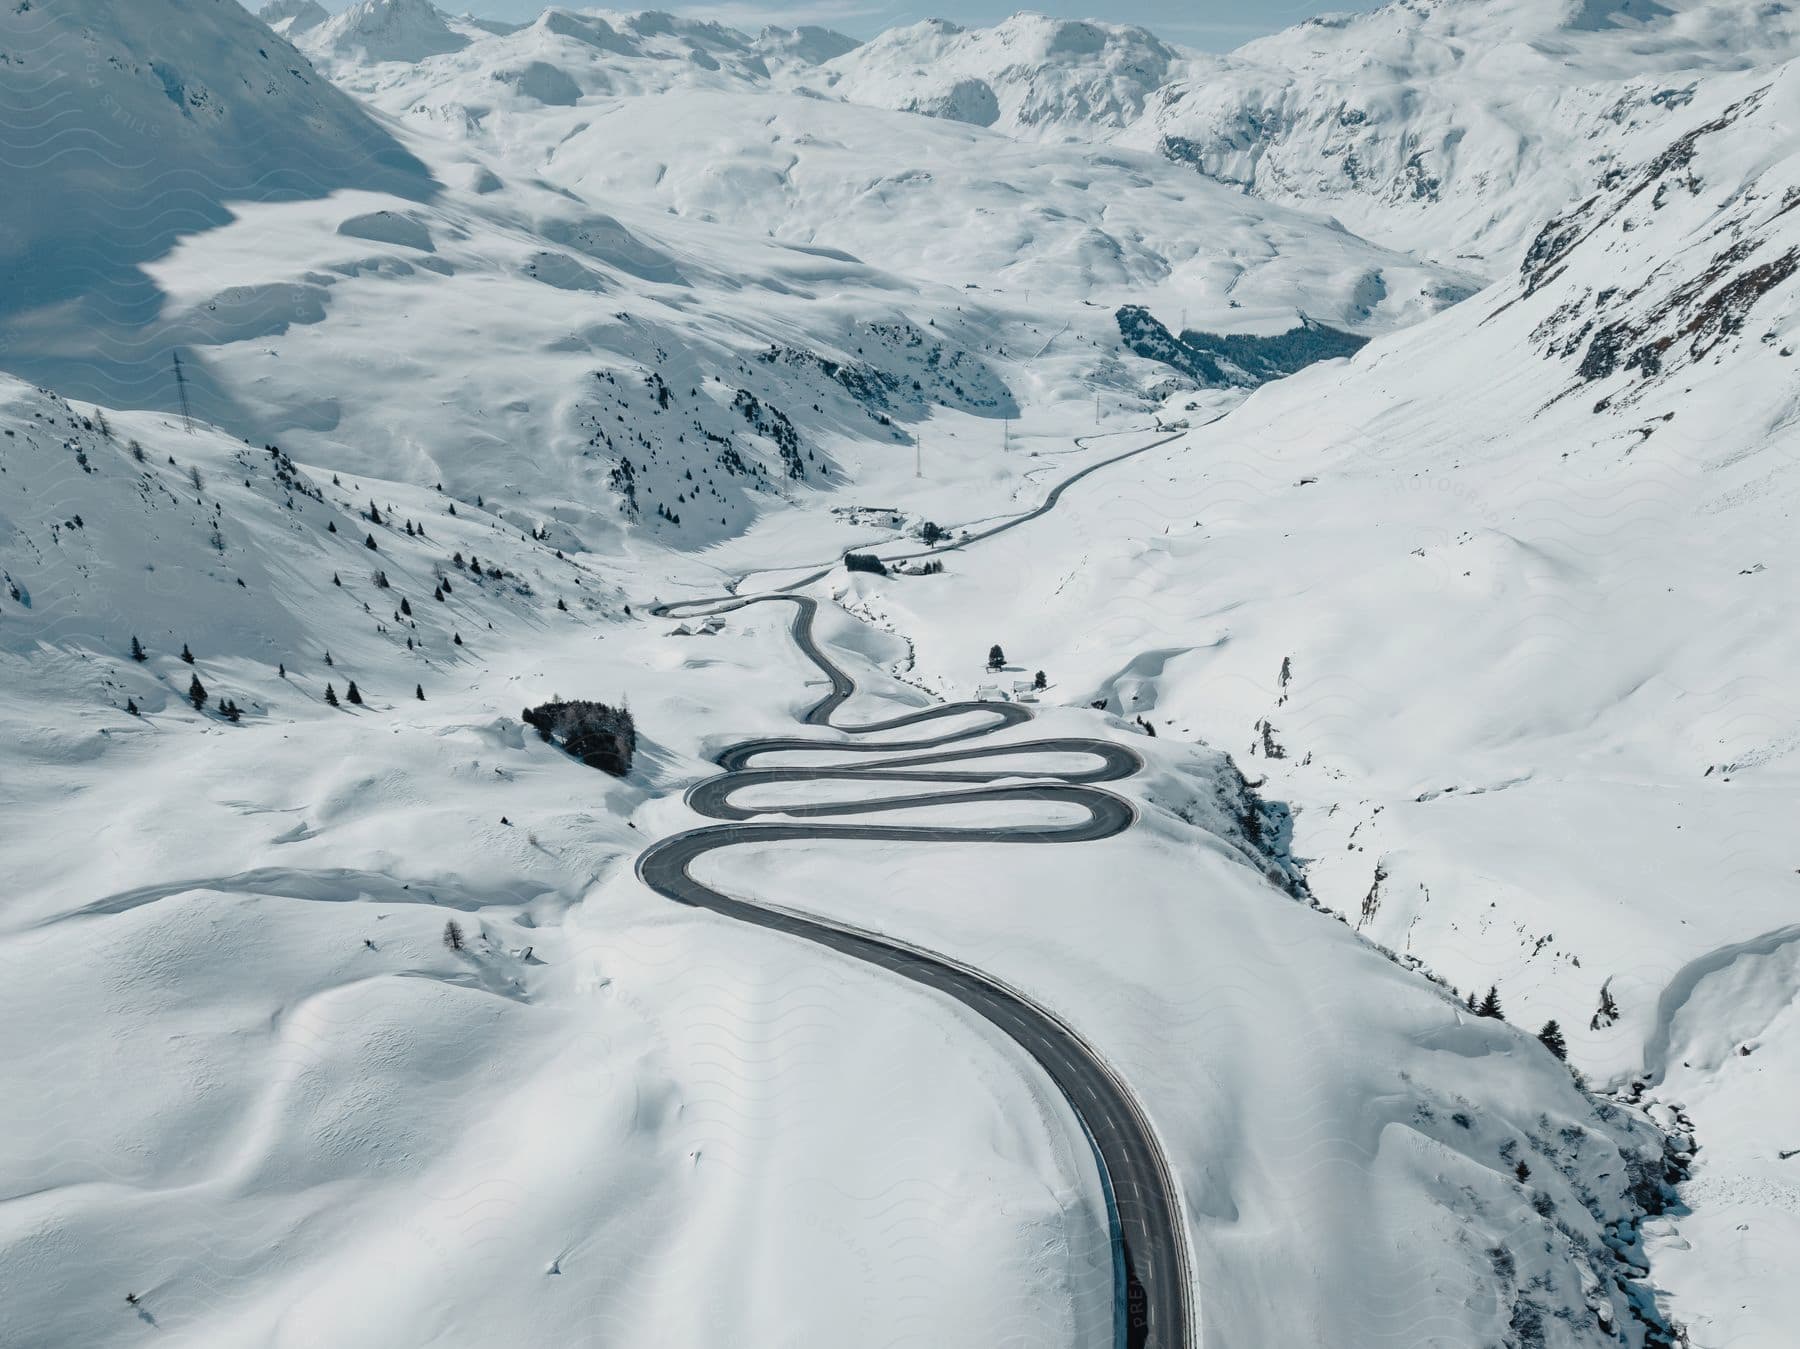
[635,590,1195,1348]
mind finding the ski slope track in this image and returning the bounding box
[639,432,1197,1348]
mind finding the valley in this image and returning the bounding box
[1,2,1796,1346]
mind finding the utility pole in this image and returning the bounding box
[1003,418,1009,451]
[1094,392,1100,427]
[171,352,193,433]
[915,435,922,479]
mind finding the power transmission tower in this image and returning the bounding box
[171,352,193,433]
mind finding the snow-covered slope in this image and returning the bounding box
[0,369,1681,1347]
[0,0,434,409]
[813,57,1800,1344]
[7,1,1794,1345]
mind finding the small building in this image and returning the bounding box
[1012,680,1038,703]
[975,684,1007,702]
[833,505,906,529]
[666,623,693,637]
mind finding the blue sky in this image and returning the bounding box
[269,2,1386,52]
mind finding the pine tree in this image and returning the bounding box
[222,699,241,723]
[188,674,207,710]
[333,573,341,587]
[368,502,382,525]
[328,520,337,533]
[324,683,339,707]
[345,681,363,706]
[130,635,147,662]
[443,919,464,951]
[987,644,1005,671]
[1537,1020,1568,1061]
[180,642,194,664]
[557,597,567,611]
[324,651,333,666]
[1515,1160,1531,1183]
[415,684,425,701]
[453,632,463,646]
[278,663,286,678]
[1465,990,1478,1012]
[364,533,378,551]
[1033,670,1047,690]
[1478,986,1504,1020]
[400,597,412,616]
[126,698,139,715]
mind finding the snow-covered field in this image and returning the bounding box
[3,0,1796,1344]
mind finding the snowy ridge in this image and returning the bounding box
[1131,0,1800,267]
[0,0,436,410]
[299,5,852,93]
[259,0,330,38]
[793,0,1800,269]
[302,0,471,64]
[814,14,1184,132]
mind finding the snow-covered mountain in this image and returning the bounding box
[0,0,1479,561]
[0,0,434,410]
[839,52,1800,1344]
[301,0,472,64]
[1129,0,1800,267]
[4,0,1797,1345]
[814,14,1184,132]
[297,5,854,91]
[798,1,1800,270]
[259,0,330,38]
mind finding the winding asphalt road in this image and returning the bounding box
[729,425,1196,595]
[636,430,1198,1348]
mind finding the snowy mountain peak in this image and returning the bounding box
[258,0,330,37]
[306,0,469,64]
[819,11,1187,134]
[754,23,860,67]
